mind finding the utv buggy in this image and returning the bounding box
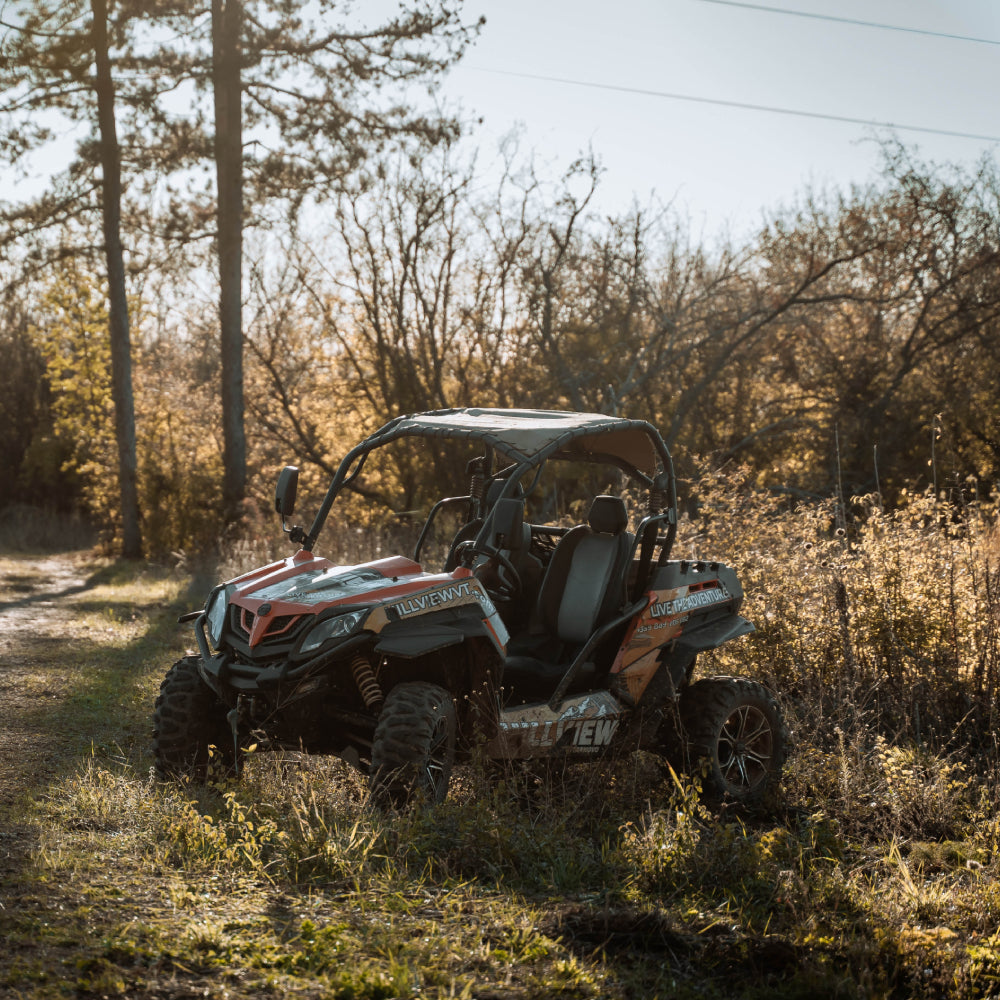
[154,408,787,805]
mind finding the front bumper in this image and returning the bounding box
[193,611,372,696]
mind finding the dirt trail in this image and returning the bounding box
[0,553,93,809]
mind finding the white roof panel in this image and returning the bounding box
[382,408,663,476]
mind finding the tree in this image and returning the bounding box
[212,0,245,520]
[140,0,481,522]
[742,149,1000,496]
[283,147,517,506]
[0,306,47,507]
[0,0,143,554]
[92,0,141,555]
[30,266,119,525]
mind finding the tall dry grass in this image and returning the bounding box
[210,472,1000,847]
[14,486,1000,998]
[684,477,1000,741]
[675,473,1000,845]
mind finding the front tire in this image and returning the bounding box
[370,682,456,807]
[679,676,787,805]
[153,656,237,782]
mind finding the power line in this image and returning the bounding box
[473,68,1000,144]
[698,0,1000,46]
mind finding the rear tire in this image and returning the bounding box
[679,675,787,805]
[153,656,238,782]
[370,682,456,807]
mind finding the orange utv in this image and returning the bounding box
[154,408,787,806]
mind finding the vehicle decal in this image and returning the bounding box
[480,607,510,651]
[610,581,730,695]
[232,554,423,607]
[515,717,619,749]
[615,648,662,702]
[634,614,688,634]
[253,567,396,606]
[650,583,730,618]
[387,579,509,650]
[392,580,478,617]
[493,692,622,756]
[469,584,510,645]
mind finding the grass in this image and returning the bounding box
[0,504,98,554]
[3,486,1000,998]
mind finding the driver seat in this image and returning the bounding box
[470,496,542,627]
[501,495,632,703]
[444,479,531,572]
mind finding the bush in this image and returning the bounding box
[684,474,1000,748]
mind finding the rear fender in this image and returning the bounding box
[673,613,755,657]
[611,561,753,704]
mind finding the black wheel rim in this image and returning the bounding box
[717,704,773,793]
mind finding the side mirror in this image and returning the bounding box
[275,466,299,517]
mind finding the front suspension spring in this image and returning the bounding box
[351,654,384,712]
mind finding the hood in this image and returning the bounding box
[230,552,424,615]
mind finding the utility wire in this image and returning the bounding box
[474,68,1000,143]
[698,0,1000,46]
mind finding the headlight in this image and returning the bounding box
[205,586,232,647]
[299,610,367,654]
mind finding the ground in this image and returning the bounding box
[0,554,92,868]
[1,551,995,999]
[0,553,225,999]
[0,553,642,999]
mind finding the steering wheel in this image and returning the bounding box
[455,540,523,602]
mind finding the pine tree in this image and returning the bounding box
[2,0,479,537]
[0,0,143,555]
[147,0,481,523]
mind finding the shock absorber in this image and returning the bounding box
[648,471,670,514]
[648,485,665,514]
[351,654,384,712]
[468,456,486,515]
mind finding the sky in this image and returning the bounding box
[432,0,1000,239]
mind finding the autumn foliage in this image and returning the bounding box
[1,141,997,557]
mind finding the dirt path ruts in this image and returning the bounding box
[0,553,93,810]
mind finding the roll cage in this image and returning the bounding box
[278,407,679,603]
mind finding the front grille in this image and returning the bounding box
[229,606,305,649]
[230,604,250,640]
[265,614,298,636]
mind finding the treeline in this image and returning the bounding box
[3,141,1000,555]
[0,0,479,556]
[0,3,998,556]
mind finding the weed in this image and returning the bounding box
[7,485,1000,997]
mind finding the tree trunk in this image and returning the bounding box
[91,0,142,559]
[213,0,246,523]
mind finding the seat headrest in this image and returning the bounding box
[488,497,525,550]
[485,477,523,504]
[588,495,628,535]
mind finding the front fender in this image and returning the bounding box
[374,606,505,659]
